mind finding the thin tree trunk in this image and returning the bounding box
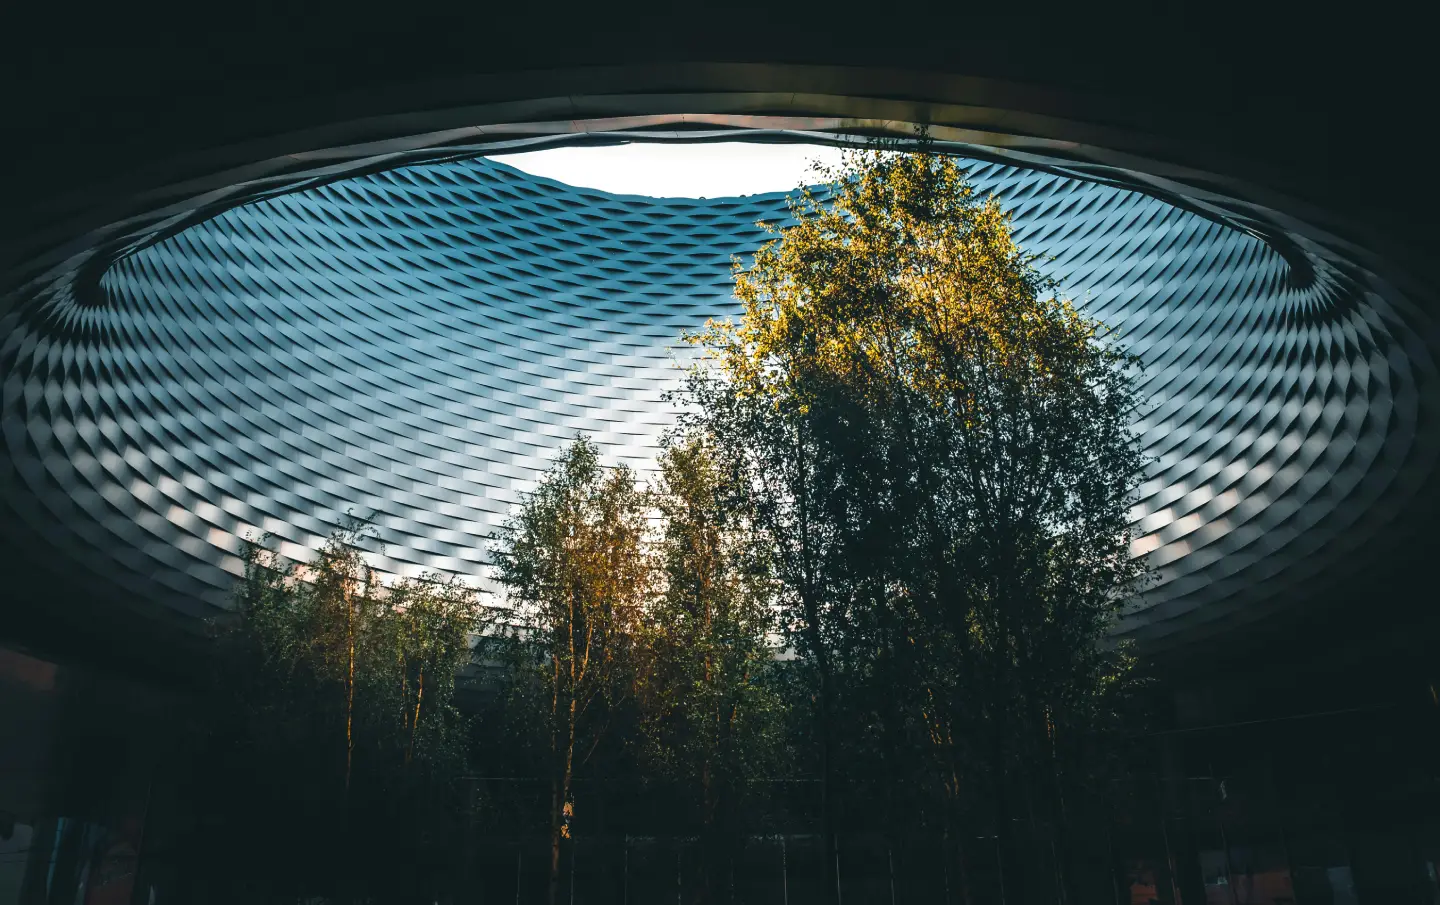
[803,611,837,905]
[992,716,1023,905]
[549,641,563,905]
[1049,735,1077,905]
[817,665,840,905]
[700,758,715,905]
[956,830,973,905]
[550,700,576,905]
[550,773,564,905]
[407,668,424,765]
[788,424,840,905]
[346,589,356,795]
[552,586,580,905]
[942,773,974,905]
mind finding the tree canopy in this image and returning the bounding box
[492,437,652,905]
[682,142,1150,903]
[179,142,1152,905]
[186,522,487,904]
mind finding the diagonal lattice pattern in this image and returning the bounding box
[0,155,1426,642]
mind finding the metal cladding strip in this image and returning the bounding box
[0,155,1429,643]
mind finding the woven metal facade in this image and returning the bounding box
[0,154,1429,643]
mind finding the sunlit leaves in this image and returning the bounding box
[491,436,651,895]
[682,139,1151,849]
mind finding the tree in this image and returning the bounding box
[378,570,487,779]
[676,308,856,905]
[492,436,651,905]
[189,522,486,904]
[685,139,1150,902]
[635,432,787,903]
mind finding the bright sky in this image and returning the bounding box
[490,142,851,198]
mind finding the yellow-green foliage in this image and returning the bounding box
[683,141,1150,829]
[700,147,1110,435]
